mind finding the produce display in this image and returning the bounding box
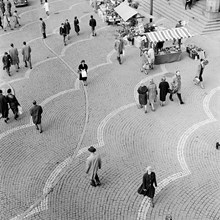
[157,46,181,55]
[186,44,206,60]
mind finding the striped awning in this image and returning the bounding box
[145,27,192,42]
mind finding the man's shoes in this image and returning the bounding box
[90,182,96,187]
[169,97,174,101]
[36,126,39,130]
[96,181,101,186]
[180,102,184,105]
[40,130,43,133]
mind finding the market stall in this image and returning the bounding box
[144,27,193,64]
[186,44,206,60]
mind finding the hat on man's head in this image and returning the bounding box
[88,146,96,153]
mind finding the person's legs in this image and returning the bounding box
[90,179,96,187]
[169,92,173,101]
[150,102,155,111]
[6,66,11,76]
[43,32,46,39]
[177,93,184,104]
[63,35,66,45]
[95,174,101,185]
[29,59,32,69]
[38,123,43,133]
[150,198,154,207]
[144,104,147,113]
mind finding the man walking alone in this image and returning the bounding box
[30,100,43,133]
[86,146,102,187]
[89,15,97,36]
[39,18,46,39]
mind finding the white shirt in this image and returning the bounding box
[44,2,49,12]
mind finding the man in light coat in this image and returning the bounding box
[114,37,125,64]
[21,41,32,69]
[9,43,20,72]
[86,146,102,187]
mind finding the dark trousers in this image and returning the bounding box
[170,92,183,103]
[42,32,46,39]
[91,174,100,185]
[185,1,192,9]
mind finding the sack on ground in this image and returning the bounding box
[18,106,23,115]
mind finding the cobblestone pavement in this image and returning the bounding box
[0,0,220,220]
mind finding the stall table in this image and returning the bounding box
[155,51,182,65]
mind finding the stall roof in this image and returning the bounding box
[145,27,193,42]
[114,2,138,21]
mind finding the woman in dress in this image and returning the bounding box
[138,166,157,207]
[78,60,88,86]
[159,76,170,106]
[147,79,157,111]
[137,84,148,113]
[74,16,80,35]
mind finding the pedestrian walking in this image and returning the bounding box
[0,15,3,29]
[114,37,125,64]
[140,50,150,74]
[74,16,80,35]
[78,60,88,86]
[173,21,182,47]
[137,84,148,113]
[13,10,21,28]
[194,59,208,89]
[64,19,71,39]
[169,71,184,104]
[40,0,43,4]
[86,146,102,187]
[2,52,12,76]
[89,15,96,36]
[0,0,5,15]
[30,100,43,133]
[21,41,32,69]
[147,79,157,111]
[3,12,13,31]
[39,18,46,39]
[185,0,192,9]
[159,76,170,106]
[59,23,67,46]
[0,90,9,123]
[9,43,20,72]
[6,89,20,120]
[137,166,157,207]
[6,0,12,17]
[147,45,155,69]
[43,0,49,16]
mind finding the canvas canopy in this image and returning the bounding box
[114,2,138,21]
[145,27,192,42]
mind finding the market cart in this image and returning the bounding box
[144,27,193,64]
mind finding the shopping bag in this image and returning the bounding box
[81,70,87,78]
[18,106,23,115]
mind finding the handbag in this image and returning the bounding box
[81,69,87,78]
[193,76,200,85]
[18,106,23,115]
[137,183,150,196]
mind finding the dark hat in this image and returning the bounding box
[88,146,96,153]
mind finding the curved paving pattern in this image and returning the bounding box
[1,0,220,220]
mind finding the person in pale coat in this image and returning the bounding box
[140,50,150,75]
[43,0,49,16]
[195,59,208,89]
[86,146,102,187]
[147,45,155,69]
[147,79,157,111]
[169,71,184,104]
[21,41,32,69]
[114,37,125,64]
[9,43,20,72]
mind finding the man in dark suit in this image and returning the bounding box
[89,15,97,36]
[39,18,46,39]
[30,100,43,133]
[0,90,9,123]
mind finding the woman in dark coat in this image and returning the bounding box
[137,84,148,113]
[6,89,20,120]
[159,76,170,106]
[78,60,88,86]
[138,166,157,207]
[74,16,80,35]
[0,90,9,123]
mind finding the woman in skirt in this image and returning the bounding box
[78,60,88,86]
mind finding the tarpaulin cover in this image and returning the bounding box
[114,2,138,21]
[145,27,193,42]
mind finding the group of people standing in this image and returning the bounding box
[0,0,21,31]
[137,71,184,113]
[2,41,32,76]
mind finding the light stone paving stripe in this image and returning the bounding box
[137,86,220,220]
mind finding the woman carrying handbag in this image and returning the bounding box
[137,166,157,207]
[78,60,88,86]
